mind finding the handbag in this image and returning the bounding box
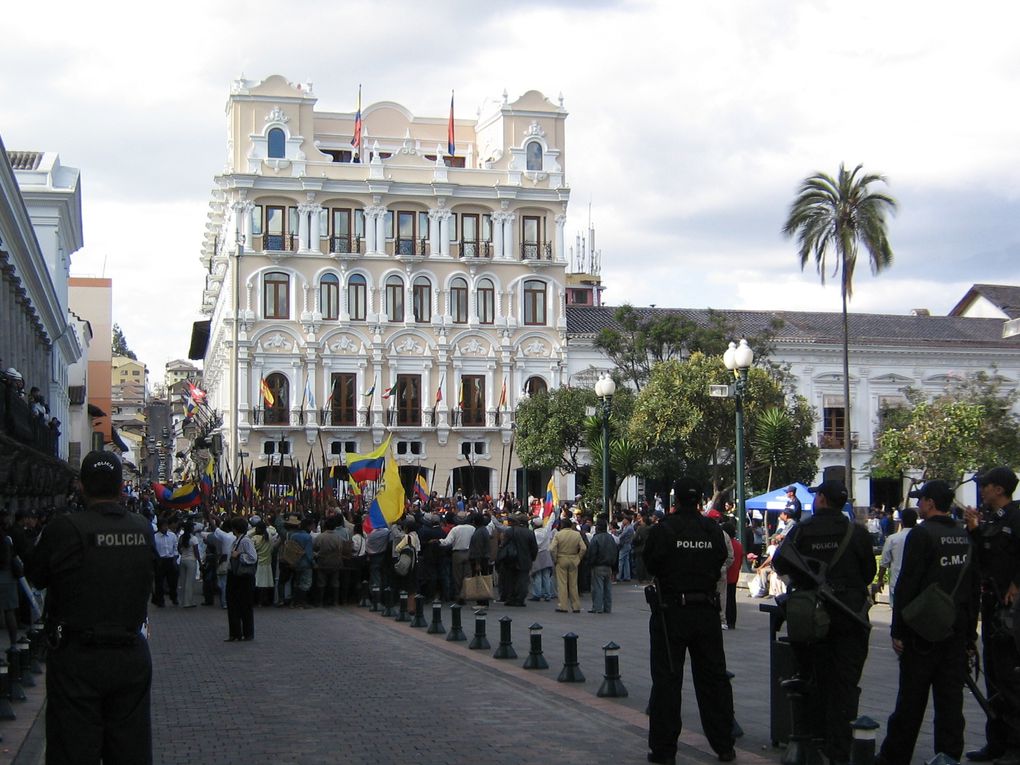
[901,553,970,642]
[229,538,257,577]
[281,538,305,567]
[462,573,494,601]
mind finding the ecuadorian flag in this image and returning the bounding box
[413,473,429,503]
[543,476,558,526]
[346,435,392,483]
[367,447,404,530]
[152,482,201,509]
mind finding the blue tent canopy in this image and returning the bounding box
[745,482,813,519]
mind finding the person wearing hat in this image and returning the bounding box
[27,450,156,763]
[963,467,1020,764]
[784,486,803,522]
[773,479,876,765]
[643,476,735,764]
[876,480,976,765]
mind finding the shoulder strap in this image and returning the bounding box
[828,520,856,569]
[948,539,972,598]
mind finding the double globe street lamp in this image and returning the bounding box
[594,373,617,517]
[723,339,754,568]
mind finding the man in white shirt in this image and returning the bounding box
[440,515,476,603]
[153,518,180,607]
[875,507,918,606]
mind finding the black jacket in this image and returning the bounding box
[642,510,728,596]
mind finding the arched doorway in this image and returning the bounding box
[451,466,492,498]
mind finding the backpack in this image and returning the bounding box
[394,545,416,577]
[785,522,854,643]
[901,548,970,642]
[280,537,305,567]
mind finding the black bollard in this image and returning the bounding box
[446,604,467,642]
[16,639,33,689]
[596,641,628,697]
[381,587,397,617]
[26,627,43,675]
[468,610,491,650]
[32,621,46,664]
[410,595,428,628]
[493,616,517,659]
[557,632,585,683]
[523,623,549,670]
[6,648,25,702]
[780,677,819,765]
[850,716,880,765]
[0,656,16,720]
[427,601,446,635]
[395,591,411,622]
[358,581,371,608]
[369,585,381,612]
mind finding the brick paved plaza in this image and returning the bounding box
[6,585,988,764]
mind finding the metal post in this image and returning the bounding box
[358,580,371,608]
[427,600,446,634]
[395,590,411,622]
[523,623,549,669]
[410,594,428,628]
[369,584,381,612]
[469,610,490,650]
[0,656,15,720]
[446,603,467,641]
[6,648,24,702]
[602,396,612,516]
[557,632,585,683]
[850,716,880,765]
[493,616,517,659]
[596,641,628,698]
[16,639,33,689]
[734,370,748,570]
[381,586,397,617]
[780,676,818,765]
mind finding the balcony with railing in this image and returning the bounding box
[521,241,553,261]
[256,233,299,253]
[817,431,860,450]
[326,235,363,256]
[458,241,491,259]
[394,237,429,258]
[1,378,58,456]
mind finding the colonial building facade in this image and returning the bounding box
[197,75,572,496]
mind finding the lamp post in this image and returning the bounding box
[723,340,753,570]
[594,373,616,517]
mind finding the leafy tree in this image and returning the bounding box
[747,397,819,493]
[870,373,1020,481]
[594,305,782,391]
[514,386,597,474]
[112,323,137,360]
[753,408,792,491]
[783,163,896,498]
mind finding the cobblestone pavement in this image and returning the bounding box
[10,583,989,765]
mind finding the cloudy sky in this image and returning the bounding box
[4,0,1019,382]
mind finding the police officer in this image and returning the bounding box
[28,451,156,764]
[643,477,735,764]
[964,467,1020,764]
[785,485,803,521]
[773,479,875,765]
[877,480,977,765]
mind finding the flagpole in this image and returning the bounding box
[503,425,515,499]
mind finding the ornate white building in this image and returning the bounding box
[196,75,572,496]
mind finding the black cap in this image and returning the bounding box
[977,467,1019,496]
[80,450,123,496]
[808,480,848,508]
[672,477,702,506]
[785,486,797,493]
[907,480,954,505]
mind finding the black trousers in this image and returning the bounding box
[46,638,152,764]
[226,573,255,639]
[791,622,870,763]
[648,603,735,759]
[153,558,178,605]
[725,582,737,628]
[878,633,966,764]
[982,618,1020,752]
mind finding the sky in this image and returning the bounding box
[3,0,1019,383]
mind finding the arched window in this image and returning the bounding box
[319,274,340,320]
[267,128,286,159]
[477,278,495,325]
[523,279,546,326]
[526,141,543,171]
[264,372,289,425]
[263,271,290,319]
[526,376,548,396]
[412,276,432,323]
[347,274,367,321]
[386,275,405,322]
[450,277,468,324]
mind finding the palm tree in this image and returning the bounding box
[752,407,794,492]
[782,163,896,501]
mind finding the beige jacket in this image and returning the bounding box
[549,528,587,563]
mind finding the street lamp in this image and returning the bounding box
[723,339,753,569]
[594,373,616,517]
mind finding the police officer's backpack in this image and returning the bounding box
[785,524,854,643]
[901,556,969,643]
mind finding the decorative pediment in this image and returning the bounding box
[329,335,359,354]
[523,340,549,357]
[266,106,290,124]
[524,121,546,138]
[870,373,914,385]
[458,338,488,356]
[393,337,425,354]
[259,333,293,352]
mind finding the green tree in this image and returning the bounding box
[594,305,782,391]
[514,386,597,473]
[782,163,896,497]
[112,323,137,360]
[870,373,1020,481]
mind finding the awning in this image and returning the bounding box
[189,320,210,360]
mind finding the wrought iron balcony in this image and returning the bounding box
[395,237,428,257]
[320,408,358,428]
[328,235,363,255]
[817,431,860,450]
[459,241,491,259]
[521,241,553,261]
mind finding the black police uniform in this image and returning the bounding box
[878,515,977,764]
[970,499,1020,756]
[773,511,876,764]
[28,500,156,765]
[643,506,735,761]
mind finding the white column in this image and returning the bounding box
[365,208,378,253]
[298,205,310,252]
[555,213,566,263]
[439,211,451,257]
[429,209,441,256]
[492,213,504,259]
[309,204,322,252]
[503,213,516,260]
[376,209,387,254]
[242,202,254,252]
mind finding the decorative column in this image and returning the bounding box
[491,212,505,259]
[502,213,516,260]
[297,203,311,252]
[364,207,379,253]
[309,204,322,253]
[429,209,442,256]
[437,210,452,257]
[242,201,255,252]
[376,208,387,254]
[555,213,566,263]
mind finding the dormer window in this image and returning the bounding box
[526,141,543,171]
[267,128,286,159]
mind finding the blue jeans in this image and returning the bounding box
[618,545,633,580]
[591,565,613,612]
[530,567,554,599]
